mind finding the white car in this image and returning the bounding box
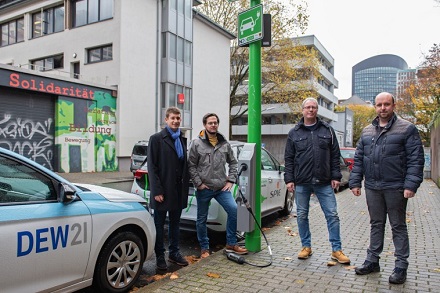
[0,147,156,293]
[131,141,293,232]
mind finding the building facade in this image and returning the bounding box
[0,0,234,172]
[352,54,408,104]
[232,35,340,162]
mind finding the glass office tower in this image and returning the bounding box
[352,54,408,104]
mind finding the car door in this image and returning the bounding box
[0,154,92,293]
[260,149,284,214]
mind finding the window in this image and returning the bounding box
[87,44,112,63]
[0,155,57,204]
[32,5,65,38]
[1,18,24,47]
[72,0,113,27]
[32,54,64,71]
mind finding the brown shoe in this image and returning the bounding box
[298,247,313,259]
[331,250,350,264]
[201,249,210,259]
[225,244,248,255]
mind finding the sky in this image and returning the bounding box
[302,0,440,100]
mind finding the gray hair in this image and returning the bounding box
[301,97,318,108]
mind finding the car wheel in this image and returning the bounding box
[93,231,145,293]
[280,191,294,216]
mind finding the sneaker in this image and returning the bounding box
[156,255,167,270]
[298,247,313,259]
[168,252,189,266]
[331,250,351,264]
[225,244,248,255]
[355,260,380,275]
[389,267,407,284]
[200,249,210,259]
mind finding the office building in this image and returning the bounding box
[352,54,408,104]
[0,0,234,172]
[231,35,340,161]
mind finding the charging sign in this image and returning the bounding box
[238,5,263,46]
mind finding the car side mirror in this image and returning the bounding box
[59,182,77,204]
[279,165,285,172]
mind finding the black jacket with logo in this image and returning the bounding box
[284,117,342,185]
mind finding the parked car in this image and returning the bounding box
[340,147,356,171]
[131,141,294,232]
[0,147,156,293]
[130,140,149,174]
[337,155,351,192]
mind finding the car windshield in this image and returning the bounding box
[133,145,148,156]
[340,149,355,159]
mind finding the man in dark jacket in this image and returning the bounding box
[284,97,350,264]
[148,107,190,270]
[349,92,424,284]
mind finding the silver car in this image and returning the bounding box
[130,140,149,174]
[0,147,156,293]
[131,141,294,232]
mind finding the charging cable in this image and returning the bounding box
[225,164,272,268]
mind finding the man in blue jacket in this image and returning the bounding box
[284,97,350,264]
[349,92,424,284]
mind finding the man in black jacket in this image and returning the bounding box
[284,97,350,264]
[148,107,190,270]
[349,92,424,284]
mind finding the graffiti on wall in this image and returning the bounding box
[55,91,117,173]
[0,115,54,170]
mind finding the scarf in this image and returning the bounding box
[166,126,184,159]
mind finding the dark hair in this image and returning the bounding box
[202,113,219,125]
[166,107,181,118]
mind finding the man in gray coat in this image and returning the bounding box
[349,92,424,284]
[188,113,248,259]
[148,107,189,270]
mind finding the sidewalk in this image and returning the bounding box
[138,179,440,293]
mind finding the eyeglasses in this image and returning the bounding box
[207,122,218,126]
[303,106,318,110]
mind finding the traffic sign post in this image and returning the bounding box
[237,4,263,46]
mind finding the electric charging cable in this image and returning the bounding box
[224,164,272,268]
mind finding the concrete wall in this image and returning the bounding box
[191,17,231,140]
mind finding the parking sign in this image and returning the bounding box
[238,4,263,46]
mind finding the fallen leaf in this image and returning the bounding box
[284,257,292,260]
[186,255,200,263]
[275,220,281,225]
[295,280,305,284]
[429,192,434,194]
[207,272,221,278]
[345,266,357,270]
[433,268,440,273]
[327,261,337,266]
[262,227,270,231]
[406,218,412,223]
[170,272,179,280]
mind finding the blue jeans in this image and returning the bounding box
[295,184,342,251]
[154,209,181,257]
[365,188,409,269]
[196,188,237,250]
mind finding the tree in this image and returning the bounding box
[396,44,440,146]
[196,1,320,135]
[335,104,376,145]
